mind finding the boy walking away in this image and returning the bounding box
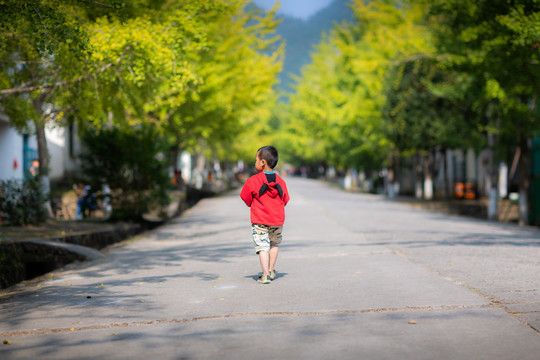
[240,146,290,284]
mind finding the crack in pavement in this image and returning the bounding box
[381,246,540,334]
[0,303,494,338]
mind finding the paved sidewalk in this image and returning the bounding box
[1,177,539,360]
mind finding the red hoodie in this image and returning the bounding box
[240,172,290,226]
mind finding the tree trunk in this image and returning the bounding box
[415,153,423,199]
[33,116,54,218]
[442,148,449,199]
[195,152,206,189]
[487,132,499,221]
[394,152,401,197]
[518,136,531,226]
[423,154,433,200]
[170,146,180,172]
[386,154,395,198]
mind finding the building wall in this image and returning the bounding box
[47,126,66,180]
[0,119,39,181]
[0,121,23,181]
[0,114,83,182]
[46,124,82,181]
[395,148,496,199]
[466,148,477,181]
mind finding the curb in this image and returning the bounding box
[0,222,141,289]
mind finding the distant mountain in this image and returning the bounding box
[273,0,354,93]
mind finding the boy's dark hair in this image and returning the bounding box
[258,145,279,169]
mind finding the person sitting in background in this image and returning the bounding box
[74,183,97,219]
[29,159,39,177]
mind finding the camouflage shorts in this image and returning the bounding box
[251,224,283,253]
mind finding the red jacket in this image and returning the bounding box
[240,172,289,226]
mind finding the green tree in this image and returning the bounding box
[419,0,540,223]
[0,0,96,214]
[1,0,283,221]
[79,124,171,221]
[282,0,434,180]
[157,1,283,166]
[383,56,485,198]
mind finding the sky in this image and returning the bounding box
[252,0,335,20]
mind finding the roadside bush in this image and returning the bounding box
[0,176,48,226]
[79,124,171,221]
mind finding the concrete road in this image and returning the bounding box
[1,177,539,360]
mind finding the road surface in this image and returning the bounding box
[1,177,539,359]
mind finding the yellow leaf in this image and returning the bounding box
[408,320,417,325]
[3,340,12,345]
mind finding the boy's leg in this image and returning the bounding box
[258,250,270,276]
[269,245,279,272]
[252,224,271,277]
[268,226,282,280]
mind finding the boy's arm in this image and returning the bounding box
[281,181,290,206]
[240,180,253,207]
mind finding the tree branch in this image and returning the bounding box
[88,0,114,8]
[0,45,134,98]
[0,59,51,64]
[390,53,444,66]
[33,7,48,39]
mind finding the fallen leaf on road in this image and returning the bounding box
[408,320,417,325]
[3,340,11,345]
[219,298,226,301]
[98,283,104,288]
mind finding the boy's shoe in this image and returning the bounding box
[269,270,276,280]
[257,275,271,284]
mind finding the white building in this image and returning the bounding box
[0,113,37,181]
[46,124,83,181]
[0,113,82,183]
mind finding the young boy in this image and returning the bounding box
[240,146,290,284]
